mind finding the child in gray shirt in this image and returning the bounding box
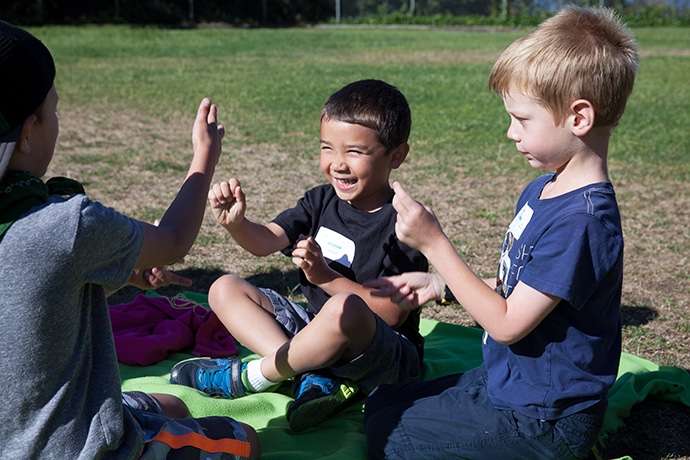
[0,20,258,459]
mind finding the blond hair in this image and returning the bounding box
[489,6,639,127]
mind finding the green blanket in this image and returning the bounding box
[119,292,690,459]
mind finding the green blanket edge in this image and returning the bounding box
[118,292,690,459]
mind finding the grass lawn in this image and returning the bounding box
[31,24,690,458]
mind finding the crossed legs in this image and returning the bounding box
[208,274,377,384]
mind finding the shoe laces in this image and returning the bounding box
[296,373,337,398]
[196,361,231,396]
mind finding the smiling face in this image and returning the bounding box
[502,88,577,172]
[319,118,407,211]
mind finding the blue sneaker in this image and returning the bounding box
[170,357,249,399]
[286,373,359,432]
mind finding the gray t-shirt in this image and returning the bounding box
[0,195,143,459]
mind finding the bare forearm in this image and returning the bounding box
[424,235,513,340]
[225,219,286,256]
[319,274,409,327]
[156,160,215,260]
[137,153,216,269]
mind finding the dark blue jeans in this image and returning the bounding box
[364,367,604,460]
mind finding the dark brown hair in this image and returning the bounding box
[321,79,411,150]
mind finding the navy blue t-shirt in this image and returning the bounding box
[272,184,429,356]
[483,174,623,420]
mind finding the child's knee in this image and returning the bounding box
[209,274,249,308]
[321,293,374,337]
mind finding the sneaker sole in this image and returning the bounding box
[287,383,358,432]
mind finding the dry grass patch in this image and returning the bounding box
[52,103,689,369]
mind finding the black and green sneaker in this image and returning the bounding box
[286,372,359,432]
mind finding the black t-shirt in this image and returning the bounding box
[272,184,429,356]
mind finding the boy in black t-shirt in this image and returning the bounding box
[170,80,430,431]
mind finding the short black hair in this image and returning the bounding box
[0,20,55,143]
[321,79,411,151]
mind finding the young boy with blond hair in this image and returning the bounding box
[0,20,258,459]
[364,7,638,459]
[170,79,428,431]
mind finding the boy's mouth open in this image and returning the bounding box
[333,177,357,191]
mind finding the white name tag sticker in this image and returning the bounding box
[508,202,534,240]
[314,226,356,268]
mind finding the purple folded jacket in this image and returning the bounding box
[109,293,237,366]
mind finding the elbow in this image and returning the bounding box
[151,226,190,264]
[383,307,409,329]
[492,335,518,346]
[488,328,524,346]
[170,234,193,263]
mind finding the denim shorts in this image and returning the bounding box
[122,391,252,459]
[364,367,605,460]
[259,288,422,394]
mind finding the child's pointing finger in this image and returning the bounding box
[392,181,414,214]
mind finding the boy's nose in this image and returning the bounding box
[332,161,349,172]
[506,123,520,142]
[332,152,348,170]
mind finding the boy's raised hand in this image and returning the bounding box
[192,98,225,162]
[291,236,337,285]
[392,181,444,253]
[208,179,246,228]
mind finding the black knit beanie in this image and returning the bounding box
[0,20,56,143]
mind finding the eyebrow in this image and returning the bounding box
[508,111,527,118]
[319,140,370,150]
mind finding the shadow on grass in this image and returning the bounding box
[603,397,690,460]
[620,304,658,327]
[108,266,301,305]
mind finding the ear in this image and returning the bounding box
[389,143,409,169]
[568,99,595,137]
[16,114,38,154]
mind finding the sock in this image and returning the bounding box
[242,358,277,393]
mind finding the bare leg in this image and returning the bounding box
[149,393,190,418]
[260,293,377,382]
[209,274,289,357]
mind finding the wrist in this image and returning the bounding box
[422,232,452,262]
[224,216,247,233]
[313,267,340,287]
[190,149,218,174]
